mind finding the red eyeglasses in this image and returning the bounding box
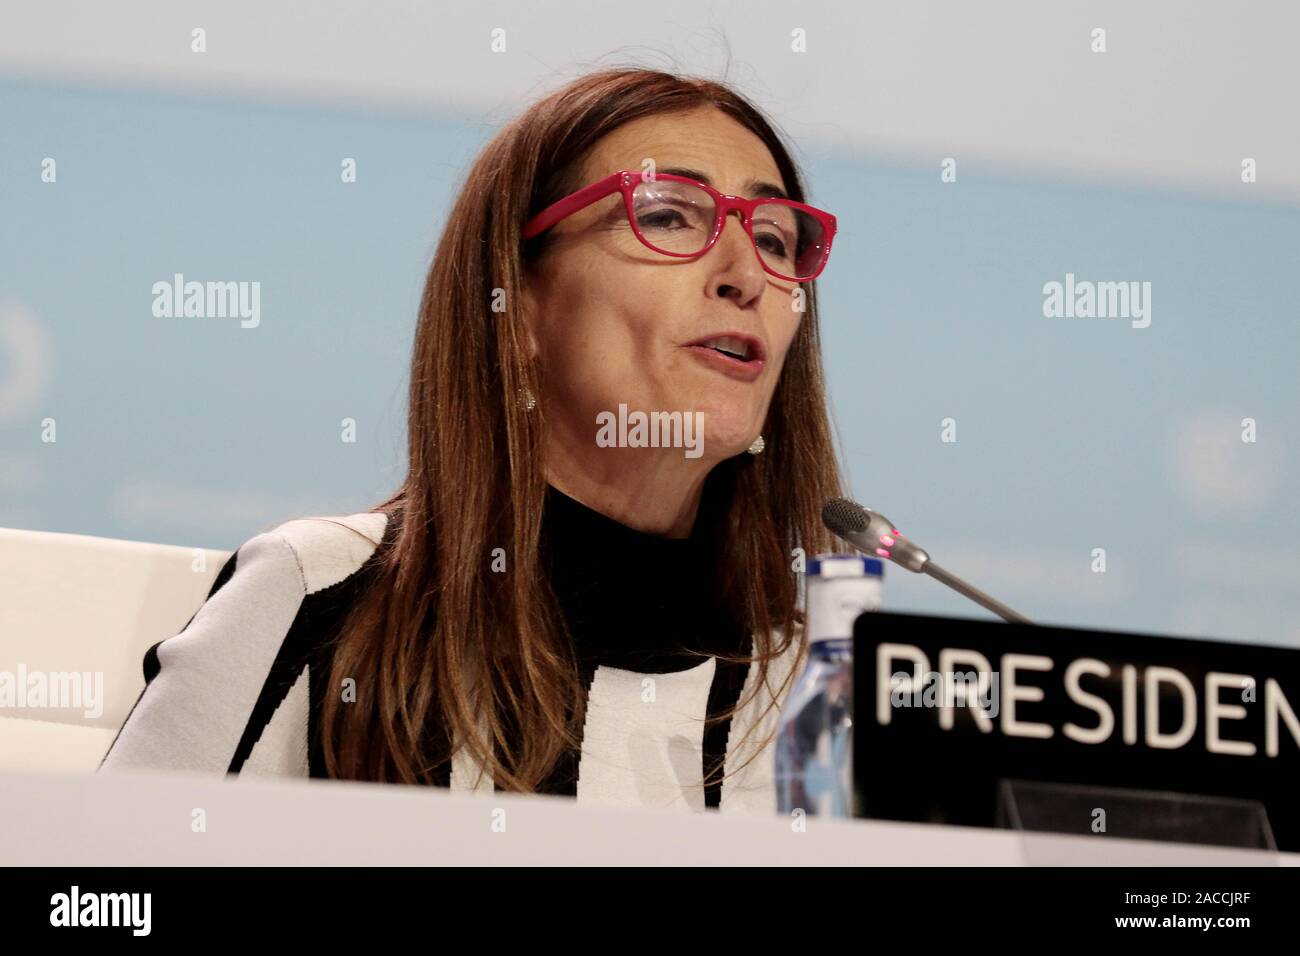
[522,170,837,282]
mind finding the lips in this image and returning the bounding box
[682,331,767,382]
[684,332,766,360]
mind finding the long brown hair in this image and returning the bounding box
[319,67,846,792]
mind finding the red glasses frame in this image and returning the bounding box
[521,170,837,282]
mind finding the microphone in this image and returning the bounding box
[821,497,1033,625]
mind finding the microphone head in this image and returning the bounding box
[821,497,870,538]
[821,496,930,573]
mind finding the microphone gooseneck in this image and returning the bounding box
[821,497,1033,625]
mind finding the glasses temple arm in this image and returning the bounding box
[521,172,624,240]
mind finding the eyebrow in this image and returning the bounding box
[658,165,789,201]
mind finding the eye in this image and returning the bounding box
[636,205,691,230]
[753,230,790,259]
[752,207,799,262]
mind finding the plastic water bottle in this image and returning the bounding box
[775,553,883,818]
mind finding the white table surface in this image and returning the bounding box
[2,770,1295,866]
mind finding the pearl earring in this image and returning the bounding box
[746,434,765,455]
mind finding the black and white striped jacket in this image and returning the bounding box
[98,487,807,815]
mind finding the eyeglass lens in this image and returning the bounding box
[630,179,827,279]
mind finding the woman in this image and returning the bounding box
[99,67,846,814]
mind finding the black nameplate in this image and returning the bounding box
[853,612,1300,851]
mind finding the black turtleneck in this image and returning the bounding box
[539,481,751,671]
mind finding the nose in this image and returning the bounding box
[708,209,767,304]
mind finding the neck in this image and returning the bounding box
[545,435,714,539]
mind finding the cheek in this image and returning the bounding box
[535,266,662,390]
[767,310,803,376]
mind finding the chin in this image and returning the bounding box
[698,416,760,460]
[668,386,766,459]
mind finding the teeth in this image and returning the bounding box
[697,336,751,360]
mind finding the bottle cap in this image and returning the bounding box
[807,553,884,578]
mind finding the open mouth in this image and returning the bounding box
[684,334,765,363]
[682,332,767,382]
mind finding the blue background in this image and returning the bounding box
[2,76,1296,645]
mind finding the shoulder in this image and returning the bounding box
[260,511,389,595]
[98,510,389,776]
[141,509,390,711]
